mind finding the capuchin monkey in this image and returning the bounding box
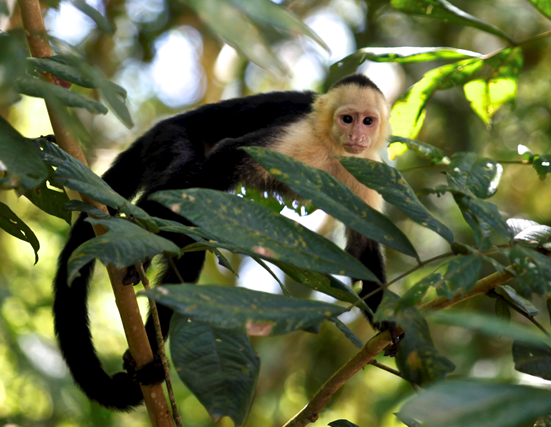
[53,74,390,411]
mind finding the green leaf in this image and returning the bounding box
[329,318,363,349]
[430,311,551,346]
[526,0,551,20]
[0,202,40,264]
[27,55,132,128]
[390,59,483,139]
[450,189,512,238]
[376,292,455,384]
[532,154,551,180]
[327,47,482,88]
[399,380,551,427]
[494,298,511,323]
[0,118,49,192]
[62,200,111,219]
[497,285,539,317]
[67,217,180,285]
[15,77,108,114]
[228,0,328,52]
[270,261,369,310]
[328,420,360,427]
[150,189,379,282]
[142,284,347,335]
[390,0,513,43]
[513,340,551,381]
[36,139,156,230]
[441,255,482,298]
[339,157,454,244]
[244,147,418,259]
[0,33,27,105]
[24,163,71,224]
[509,246,551,297]
[396,273,442,311]
[464,48,523,126]
[389,136,448,163]
[448,153,503,199]
[184,0,287,75]
[396,331,456,385]
[71,0,114,34]
[170,314,259,426]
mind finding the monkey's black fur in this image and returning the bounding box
[53,77,386,411]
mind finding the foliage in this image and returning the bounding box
[1,0,551,426]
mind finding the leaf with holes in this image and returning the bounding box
[170,314,259,426]
[150,189,378,282]
[339,157,454,244]
[143,284,347,335]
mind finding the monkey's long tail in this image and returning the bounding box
[53,212,144,410]
[53,143,148,410]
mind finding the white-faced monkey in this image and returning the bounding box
[53,74,390,410]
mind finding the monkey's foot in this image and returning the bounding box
[123,350,165,385]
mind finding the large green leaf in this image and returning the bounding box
[67,218,180,284]
[244,147,418,259]
[271,261,369,310]
[390,0,513,43]
[142,284,347,335]
[389,136,448,164]
[15,77,108,115]
[399,380,551,427]
[430,311,551,346]
[448,152,503,199]
[513,341,551,381]
[339,157,454,244]
[375,292,455,385]
[0,117,49,193]
[28,55,132,128]
[327,47,482,87]
[525,0,551,21]
[508,245,551,297]
[71,0,114,34]
[390,58,483,139]
[464,48,523,126]
[150,189,379,282]
[437,255,482,298]
[0,202,40,263]
[170,314,259,426]
[36,139,155,230]
[183,0,326,76]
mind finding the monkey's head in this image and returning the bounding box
[315,74,390,156]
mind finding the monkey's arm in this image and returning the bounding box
[345,228,386,324]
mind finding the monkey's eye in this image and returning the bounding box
[363,117,374,126]
[342,115,353,124]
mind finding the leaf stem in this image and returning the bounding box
[136,264,183,427]
[168,257,185,283]
[489,290,551,337]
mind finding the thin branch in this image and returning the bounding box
[283,268,516,427]
[17,0,174,424]
[137,264,183,427]
[368,359,403,378]
[489,290,551,337]
[168,257,185,283]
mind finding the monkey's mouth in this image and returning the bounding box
[343,143,368,154]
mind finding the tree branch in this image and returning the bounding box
[283,269,515,427]
[17,1,173,424]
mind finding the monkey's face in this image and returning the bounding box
[333,107,381,154]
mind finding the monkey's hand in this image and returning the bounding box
[376,321,402,357]
[123,350,165,385]
[123,259,152,286]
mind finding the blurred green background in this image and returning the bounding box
[1,0,551,426]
